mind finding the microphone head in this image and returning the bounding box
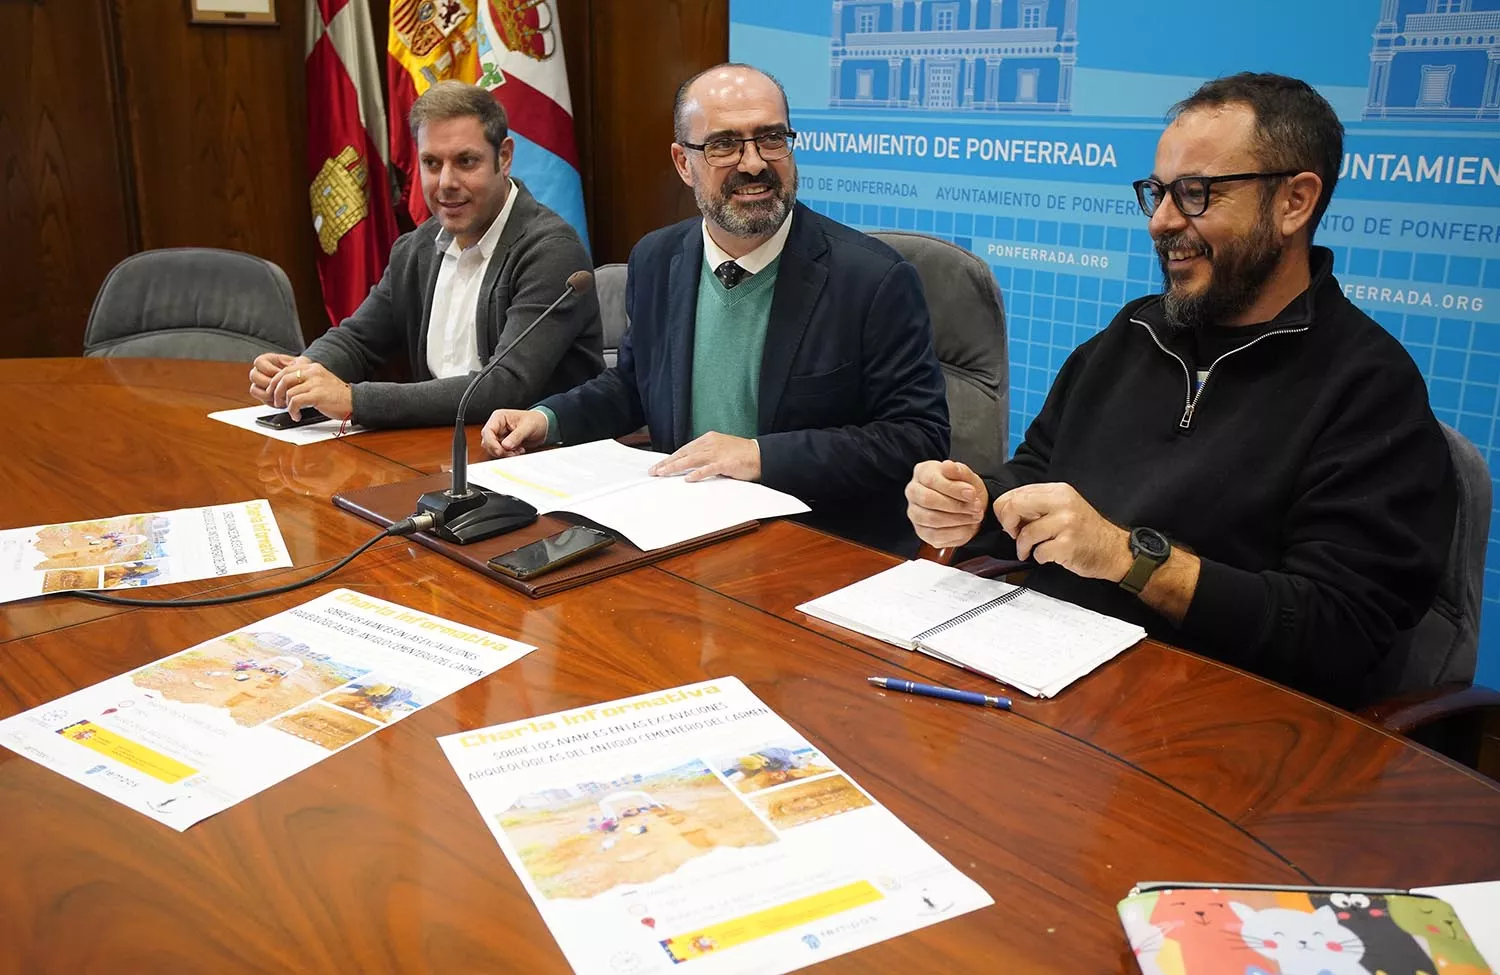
[566,269,594,295]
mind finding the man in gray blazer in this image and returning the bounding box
[250,81,602,429]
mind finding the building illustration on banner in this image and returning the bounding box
[830,0,1078,112]
[1364,0,1500,120]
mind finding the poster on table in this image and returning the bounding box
[0,590,535,830]
[0,500,292,603]
[440,677,992,975]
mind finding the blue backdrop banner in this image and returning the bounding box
[730,0,1500,687]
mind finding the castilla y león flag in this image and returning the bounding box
[387,0,588,249]
[307,0,400,326]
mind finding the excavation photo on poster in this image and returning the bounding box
[717,739,837,794]
[440,678,992,975]
[0,589,535,830]
[496,757,779,901]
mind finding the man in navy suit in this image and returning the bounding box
[480,63,949,553]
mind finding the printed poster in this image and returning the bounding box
[440,677,992,975]
[0,590,535,830]
[0,500,292,603]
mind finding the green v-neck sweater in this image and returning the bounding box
[688,257,779,440]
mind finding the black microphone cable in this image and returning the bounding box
[68,513,437,609]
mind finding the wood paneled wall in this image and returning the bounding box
[1,0,137,358]
[566,0,731,266]
[0,0,728,359]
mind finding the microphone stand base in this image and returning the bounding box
[415,488,538,545]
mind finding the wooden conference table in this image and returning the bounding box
[1,358,1497,975]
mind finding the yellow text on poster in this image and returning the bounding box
[57,720,197,784]
[661,880,884,961]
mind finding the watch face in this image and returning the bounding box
[1131,527,1170,560]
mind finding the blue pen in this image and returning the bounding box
[867,676,1011,710]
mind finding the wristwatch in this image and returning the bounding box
[1119,527,1170,595]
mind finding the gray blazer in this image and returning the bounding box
[304,180,603,428]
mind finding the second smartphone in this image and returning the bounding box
[487,526,616,580]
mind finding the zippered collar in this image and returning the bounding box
[1128,247,1335,431]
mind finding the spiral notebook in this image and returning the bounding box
[797,559,1145,698]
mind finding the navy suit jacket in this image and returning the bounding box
[537,204,949,553]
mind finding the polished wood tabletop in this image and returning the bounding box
[1,359,1497,975]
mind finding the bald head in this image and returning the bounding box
[673,63,789,144]
[669,62,798,251]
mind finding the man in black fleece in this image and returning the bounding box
[905,73,1455,710]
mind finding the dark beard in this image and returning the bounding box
[697,166,797,238]
[1158,203,1282,330]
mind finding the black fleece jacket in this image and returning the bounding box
[972,247,1455,709]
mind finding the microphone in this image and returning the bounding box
[415,269,594,544]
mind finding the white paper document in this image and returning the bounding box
[798,559,1145,698]
[0,500,293,604]
[468,440,810,551]
[0,590,534,830]
[440,677,992,975]
[209,404,368,444]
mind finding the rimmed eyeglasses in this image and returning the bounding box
[679,130,798,167]
[1132,171,1297,218]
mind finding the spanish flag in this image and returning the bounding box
[387,0,588,249]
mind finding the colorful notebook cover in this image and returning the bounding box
[1118,883,1494,975]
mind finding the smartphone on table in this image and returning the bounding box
[255,408,332,430]
[488,526,617,580]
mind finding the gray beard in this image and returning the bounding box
[696,171,798,239]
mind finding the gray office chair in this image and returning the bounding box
[594,262,652,445]
[1365,422,1499,737]
[1400,422,1490,688]
[872,231,1008,479]
[83,248,305,361]
[595,262,629,369]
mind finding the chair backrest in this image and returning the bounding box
[595,263,629,369]
[84,248,305,361]
[1387,422,1491,692]
[871,231,1008,478]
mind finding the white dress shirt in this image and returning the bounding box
[701,208,794,278]
[426,179,517,379]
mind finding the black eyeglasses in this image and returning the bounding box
[679,130,798,167]
[1132,171,1298,218]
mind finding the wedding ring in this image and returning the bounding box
[297,369,304,382]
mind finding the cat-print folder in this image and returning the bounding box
[1117,882,1494,975]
